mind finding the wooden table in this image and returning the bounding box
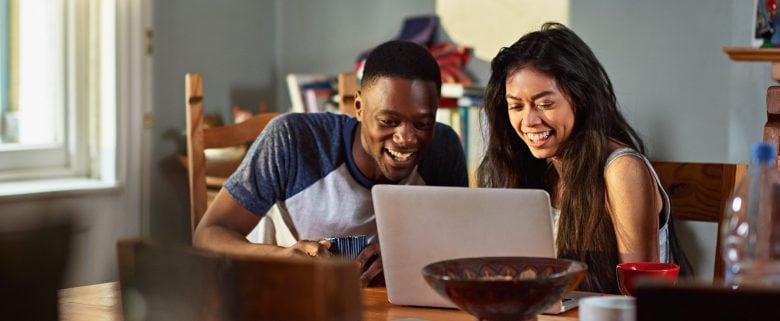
[59,282,580,321]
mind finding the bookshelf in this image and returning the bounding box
[723,47,780,80]
[722,48,780,164]
[438,85,485,187]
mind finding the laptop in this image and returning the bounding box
[372,185,584,313]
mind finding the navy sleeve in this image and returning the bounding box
[417,122,469,187]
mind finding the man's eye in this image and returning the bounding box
[379,119,398,126]
[415,121,434,129]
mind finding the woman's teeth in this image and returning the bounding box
[387,149,412,161]
[527,131,550,143]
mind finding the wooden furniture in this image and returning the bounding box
[116,238,361,321]
[338,72,358,116]
[723,52,780,162]
[765,86,780,166]
[185,73,280,232]
[59,282,582,321]
[723,47,780,80]
[650,161,747,280]
[59,283,122,321]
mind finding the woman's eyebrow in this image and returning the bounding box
[506,90,554,101]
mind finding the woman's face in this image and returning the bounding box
[505,67,575,160]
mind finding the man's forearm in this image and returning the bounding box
[193,223,285,257]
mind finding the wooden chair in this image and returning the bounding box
[117,238,361,321]
[337,72,357,116]
[650,161,747,281]
[185,73,281,233]
[763,86,780,167]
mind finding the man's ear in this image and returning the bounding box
[354,90,363,119]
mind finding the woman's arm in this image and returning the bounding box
[604,155,662,263]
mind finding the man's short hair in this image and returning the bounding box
[361,40,441,93]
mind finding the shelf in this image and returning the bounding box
[724,47,780,80]
[723,47,780,61]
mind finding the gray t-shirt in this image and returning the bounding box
[224,112,468,243]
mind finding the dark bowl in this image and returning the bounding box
[421,257,587,321]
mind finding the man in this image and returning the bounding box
[193,40,467,286]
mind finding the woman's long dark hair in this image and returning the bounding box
[478,23,676,293]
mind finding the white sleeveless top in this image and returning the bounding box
[551,148,671,263]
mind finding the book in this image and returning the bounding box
[440,83,484,98]
[303,88,335,113]
[457,104,486,187]
[286,73,333,113]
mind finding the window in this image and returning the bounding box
[0,0,116,187]
[0,0,123,197]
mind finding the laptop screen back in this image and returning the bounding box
[373,185,555,308]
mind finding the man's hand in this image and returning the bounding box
[356,242,383,287]
[282,239,332,259]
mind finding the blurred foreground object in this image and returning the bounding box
[721,143,780,288]
[117,238,361,321]
[0,219,73,321]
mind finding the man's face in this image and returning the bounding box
[354,77,438,182]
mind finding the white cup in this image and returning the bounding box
[579,296,636,321]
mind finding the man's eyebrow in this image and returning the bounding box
[506,90,554,101]
[375,109,436,119]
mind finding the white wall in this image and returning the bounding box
[571,1,770,163]
[151,0,280,243]
[275,0,437,109]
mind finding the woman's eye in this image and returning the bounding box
[508,104,523,111]
[536,102,553,110]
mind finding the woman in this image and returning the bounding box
[478,22,688,293]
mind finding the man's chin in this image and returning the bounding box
[381,169,414,183]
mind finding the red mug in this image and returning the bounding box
[616,262,679,296]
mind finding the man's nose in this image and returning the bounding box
[393,123,417,146]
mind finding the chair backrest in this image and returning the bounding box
[764,86,780,167]
[337,72,357,116]
[650,161,747,281]
[185,73,280,233]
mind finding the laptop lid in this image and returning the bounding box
[373,185,556,308]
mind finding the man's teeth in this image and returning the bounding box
[387,149,412,161]
[527,131,550,142]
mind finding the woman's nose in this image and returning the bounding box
[522,108,542,127]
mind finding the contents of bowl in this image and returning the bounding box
[422,257,587,321]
